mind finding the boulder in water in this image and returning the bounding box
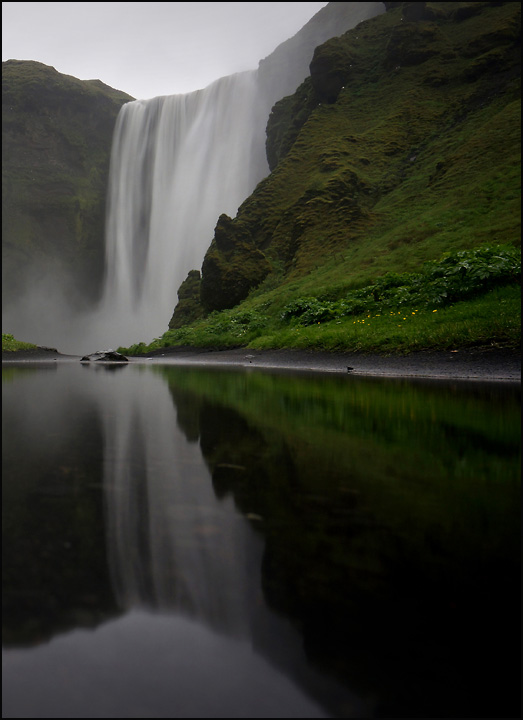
[80,349,128,363]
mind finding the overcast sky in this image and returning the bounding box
[2,2,328,99]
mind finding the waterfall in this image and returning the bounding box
[92,2,385,351]
[98,71,268,348]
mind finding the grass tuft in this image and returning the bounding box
[2,333,38,352]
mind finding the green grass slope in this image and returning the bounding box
[1,332,38,352]
[121,2,522,356]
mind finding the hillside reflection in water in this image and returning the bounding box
[2,363,520,718]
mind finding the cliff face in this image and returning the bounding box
[192,1,520,317]
[2,60,133,310]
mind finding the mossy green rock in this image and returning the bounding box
[266,80,320,173]
[2,60,133,308]
[168,269,205,329]
[200,214,271,312]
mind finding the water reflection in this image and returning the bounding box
[101,367,262,635]
[3,611,330,719]
[2,363,520,718]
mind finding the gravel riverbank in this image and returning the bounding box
[3,345,521,382]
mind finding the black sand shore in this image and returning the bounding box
[2,345,521,382]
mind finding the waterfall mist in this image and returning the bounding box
[3,3,384,354]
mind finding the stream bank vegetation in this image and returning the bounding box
[1,333,38,352]
[120,243,520,356]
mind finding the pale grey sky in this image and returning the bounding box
[2,2,328,99]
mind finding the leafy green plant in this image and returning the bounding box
[280,298,337,324]
[280,244,520,326]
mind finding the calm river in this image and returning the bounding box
[2,361,520,718]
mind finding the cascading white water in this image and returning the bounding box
[98,71,268,349]
[92,2,385,352]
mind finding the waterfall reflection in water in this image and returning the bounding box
[102,366,261,634]
[2,362,520,718]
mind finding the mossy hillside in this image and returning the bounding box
[160,1,520,355]
[247,1,520,283]
[2,60,133,306]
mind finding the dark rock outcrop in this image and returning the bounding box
[266,79,319,172]
[168,270,204,329]
[309,37,356,103]
[200,215,271,312]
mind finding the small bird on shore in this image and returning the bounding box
[347,366,354,373]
